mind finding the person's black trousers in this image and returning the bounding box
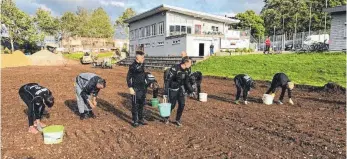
[168,89,185,121]
[131,89,146,123]
[264,45,270,54]
[234,79,248,101]
[18,87,45,126]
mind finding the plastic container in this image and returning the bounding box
[151,98,159,107]
[158,103,171,117]
[199,93,208,102]
[42,125,64,144]
[262,94,274,105]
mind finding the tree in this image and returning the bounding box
[261,0,346,36]
[115,8,136,38]
[34,8,60,48]
[89,7,114,38]
[235,10,265,38]
[75,7,91,37]
[1,0,40,52]
[60,11,78,37]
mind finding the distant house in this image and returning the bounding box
[324,5,346,51]
[124,4,240,57]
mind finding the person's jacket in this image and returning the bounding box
[265,39,271,46]
[20,83,54,108]
[126,60,146,90]
[165,64,193,94]
[76,73,102,107]
[234,74,254,91]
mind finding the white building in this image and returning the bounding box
[125,4,239,57]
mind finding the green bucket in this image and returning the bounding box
[42,125,64,144]
[151,98,159,107]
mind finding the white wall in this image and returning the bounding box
[163,36,187,56]
[186,36,220,57]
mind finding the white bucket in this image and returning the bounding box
[262,94,274,105]
[42,125,64,144]
[199,93,208,102]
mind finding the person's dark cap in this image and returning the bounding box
[97,78,106,88]
[136,50,145,55]
[181,56,192,64]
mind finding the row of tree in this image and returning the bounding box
[1,0,125,52]
[235,0,346,38]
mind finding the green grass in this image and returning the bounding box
[63,52,114,60]
[192,53,346,87]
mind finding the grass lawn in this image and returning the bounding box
[192,53,346,87]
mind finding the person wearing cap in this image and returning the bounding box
[126,50,148,127]
[233,74,256,105]
[18,83,55,134]
[164,56,195,127]
[145,72,159,99]
[266,73,294,105]
[75,73,106,120]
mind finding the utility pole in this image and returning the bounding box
[274,26,276,51]
[324,0,327,41]
[294,14,298,49]
[282,14,285,51]
[309,1,312,36]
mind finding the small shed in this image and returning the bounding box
[324,5,346,51]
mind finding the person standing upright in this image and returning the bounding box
[264,36,271,54]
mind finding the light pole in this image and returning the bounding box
[273,26,276,51]
[324,0,327,41]
[308,0,312,36]
[282,14,285,51]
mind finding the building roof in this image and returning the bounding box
[323,5,346,13]
[124,4,239,24]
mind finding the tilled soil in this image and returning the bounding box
[1,65,346,159]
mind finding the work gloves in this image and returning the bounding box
[129,87,135,95]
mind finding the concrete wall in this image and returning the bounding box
[329,12,346,51]
[128,12,166,56]
[186,36,220,57]
[164,36,187,56]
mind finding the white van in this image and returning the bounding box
[303,34,329,45]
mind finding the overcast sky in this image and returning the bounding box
[15,0,264,39]
[16,0,264,19]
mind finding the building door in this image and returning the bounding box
[199,43,204,56]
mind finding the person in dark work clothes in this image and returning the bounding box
[164,56,195,127]
[75,73,106,120]
[266,73,294,105]
[145,72,159,99]
[127,50,148,127]
[19,83,55,134]
[189,71,203,99]
[234,74,256,105]
[210,43,214,56]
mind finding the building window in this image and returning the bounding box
[175,25,180,34]
[187,26,192,34]
[170,25,175,35]
[135,29,138,39]
[172,40,180,45]
[216,27,219,32]
[181,26,186,34]
[130,45,134,52]
[345,23,347,38]
[145,43,151,48]
[152,42,155,47]
[157,41,164,46]
[146,26,150,37]
[195,25,201,34]
[158,22,164,35]
[140,28,144,38]
[151,24,156,36]
[212,26,215,31]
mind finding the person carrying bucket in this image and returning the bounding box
[164,56,196,127]
[127,50,148,128]
[18,83,55,134]
[233,74,256,105]
[75,73,106,120]
[265,73,294,105]
[145,72,159,99]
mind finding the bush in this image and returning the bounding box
[235,48,240,52]
[242,48,248,53]
[4,47,11,54]
[225,49,229,53]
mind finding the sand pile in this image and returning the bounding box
[29,50,67,66]
[1,50,32,68]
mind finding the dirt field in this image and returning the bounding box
[1,65,346,159]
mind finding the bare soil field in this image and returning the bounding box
[1,65,345,159]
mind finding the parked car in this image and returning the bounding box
[80,52,95,64]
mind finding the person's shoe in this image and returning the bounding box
[80,112,89,120]
[234,100,240,105]
[132,122,139,128]
[28,126,39,134]
[163,118,169,124]
[278,101,284,105]
[139,120,148,126]
[88,111,96,119]
[175,120,182,127]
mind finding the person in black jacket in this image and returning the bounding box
[126,50,148,127]
[19,83,55,134]
[75,73,106,120]
[266,73,294,105]
[145,72,159,99]
[164,56,195,127]
[189,71,203,100]
[234,74,256,105]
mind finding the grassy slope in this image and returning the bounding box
[192,53,346,87]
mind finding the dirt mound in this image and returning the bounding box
[1,50,32,68]
[29,50,67,66]
[323,82,346,93]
